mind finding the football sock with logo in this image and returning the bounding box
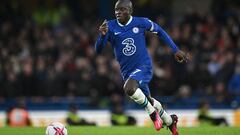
[152,98,172,126]
[130,88,155,114]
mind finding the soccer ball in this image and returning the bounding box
[46,122,68,135]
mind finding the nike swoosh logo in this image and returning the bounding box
[114,32,121,35]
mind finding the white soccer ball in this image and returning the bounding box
[46,122,68,135]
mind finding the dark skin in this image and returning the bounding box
[99,0,189,104]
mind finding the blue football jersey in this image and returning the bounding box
[95,16,179,80]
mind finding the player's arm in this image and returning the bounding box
[144,18,188,63]
[95,20,109,54]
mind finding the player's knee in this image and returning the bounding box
[123,83,135,96]
[124,79,138,96]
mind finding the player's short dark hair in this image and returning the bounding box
[116,0,133,10]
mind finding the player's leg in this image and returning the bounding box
[123,78,155,114]
[150,97,173,126]
[141,84,178,135]
[123,78,162,131]
[149,97,178,135]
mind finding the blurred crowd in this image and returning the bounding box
[0,0,240,108]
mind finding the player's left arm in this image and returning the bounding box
[143,18,189,63]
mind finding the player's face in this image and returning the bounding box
[115,1,132,24]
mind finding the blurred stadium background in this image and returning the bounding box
[0,0,240,128]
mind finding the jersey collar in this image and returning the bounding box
[117,16,133,27]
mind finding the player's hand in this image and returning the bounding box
[99,19,108,36]
[174,50,189,63]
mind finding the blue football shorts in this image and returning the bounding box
[124,65,153,96]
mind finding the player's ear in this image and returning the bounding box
[129,7,133,14]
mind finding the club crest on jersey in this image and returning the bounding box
[132,27,139,34]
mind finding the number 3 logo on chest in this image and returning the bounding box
[122,38,136,56]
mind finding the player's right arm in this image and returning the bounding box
[95,20,109,54]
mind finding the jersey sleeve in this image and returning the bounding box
[142,18,179,53]
[95,31,110,54]
[142,18,154,32]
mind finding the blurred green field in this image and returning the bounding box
[0,126,239,135]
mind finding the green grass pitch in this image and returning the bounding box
[0,126,239,135]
